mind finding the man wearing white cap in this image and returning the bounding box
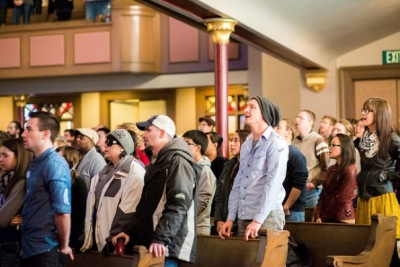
[74,128,106,189]
[112,115,199,266]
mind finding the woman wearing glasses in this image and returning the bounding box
[314,134,357,223]
[356,98,400,239]
[80,129,145,254]
[331,119,361,173]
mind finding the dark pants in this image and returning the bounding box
[0,8,6,25]
[21,247,67,267]
[32,0,42,14]
[56,9,71,21]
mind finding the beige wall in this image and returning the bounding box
[81,93,101,128]
[175,88,196,137]
[337,32,400,68]
[248,47,338,130]
[262,52,302,122]
[0,97,14,131]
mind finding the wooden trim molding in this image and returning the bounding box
[338,64,400,119]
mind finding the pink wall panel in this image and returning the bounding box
[0,38,20,69]
[169,17,199,63]
[30,35,65,66]
[74,31,110,64]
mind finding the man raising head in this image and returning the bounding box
[219,96,288,241]
[293,110,329,208]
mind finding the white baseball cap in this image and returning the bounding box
[74,128,99,144]
[136,115,176,138]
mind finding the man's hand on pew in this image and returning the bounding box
[244,221,261,241]
[112,232,130,246]
[216,221,224,233]
[219,220,234,239]
[149,243,166,257]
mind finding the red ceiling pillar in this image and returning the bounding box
[204,19,237,158]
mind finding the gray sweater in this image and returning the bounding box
[0,179,25,227]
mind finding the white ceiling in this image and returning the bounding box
[196,0,400,68]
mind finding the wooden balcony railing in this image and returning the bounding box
[0,5,161,80]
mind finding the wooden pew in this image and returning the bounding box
[284,214,397,267]
[67,214,395,267]
[67,232,273,267]
[326,214,397,267]
[67,250,138,267]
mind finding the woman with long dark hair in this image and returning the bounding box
[314,134,357,223]
[214,129,250,234]
[0,138,32,266]
[356,98,400,235]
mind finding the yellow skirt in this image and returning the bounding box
[356,192,400,238]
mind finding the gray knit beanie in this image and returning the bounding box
[251,96,281,127]
[108,129,134,155]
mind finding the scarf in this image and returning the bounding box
[359,131,379,158]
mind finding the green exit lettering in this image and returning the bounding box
[383,50,400,64]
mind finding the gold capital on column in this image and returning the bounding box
[204,18,237,44]
[14,95,29,107]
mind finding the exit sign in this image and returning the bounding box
[383,50,400,64]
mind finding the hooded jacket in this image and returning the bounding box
[81,155,145,252]
[122,138,199,263]
[196,156,216,235]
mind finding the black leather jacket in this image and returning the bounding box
[357,132,400,199]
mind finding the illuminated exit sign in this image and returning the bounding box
[383,50,400,64]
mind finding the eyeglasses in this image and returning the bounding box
[329,144,341,148]
[361,108,373,115]
[105,138,119,147]
[186,142,197,146]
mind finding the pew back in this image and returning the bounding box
[67,251,137,267]
[284,221,371,267]
[179,235,261,267]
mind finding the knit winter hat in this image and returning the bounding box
[108,129,134,155]
[251,96,281,127]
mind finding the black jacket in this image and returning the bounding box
[214,157,238,224]
[357,132,400,199]
[123,138,199,263]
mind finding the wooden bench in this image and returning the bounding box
[67,230,285,267]
[67,214,396,267]
[284,214,397,267]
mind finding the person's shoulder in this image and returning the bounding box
[214,155,228,163]
[289,145,305,159]
[346,164,358,174]
[48,149,69,166]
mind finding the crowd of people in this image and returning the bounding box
[0,0,110,26]
[0,96,400,266]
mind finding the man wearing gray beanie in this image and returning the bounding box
[219,96,288,241]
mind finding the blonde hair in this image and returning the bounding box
[54,136,67,149]
[336,119,355,138]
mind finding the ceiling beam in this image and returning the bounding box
[136,0,324,70]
